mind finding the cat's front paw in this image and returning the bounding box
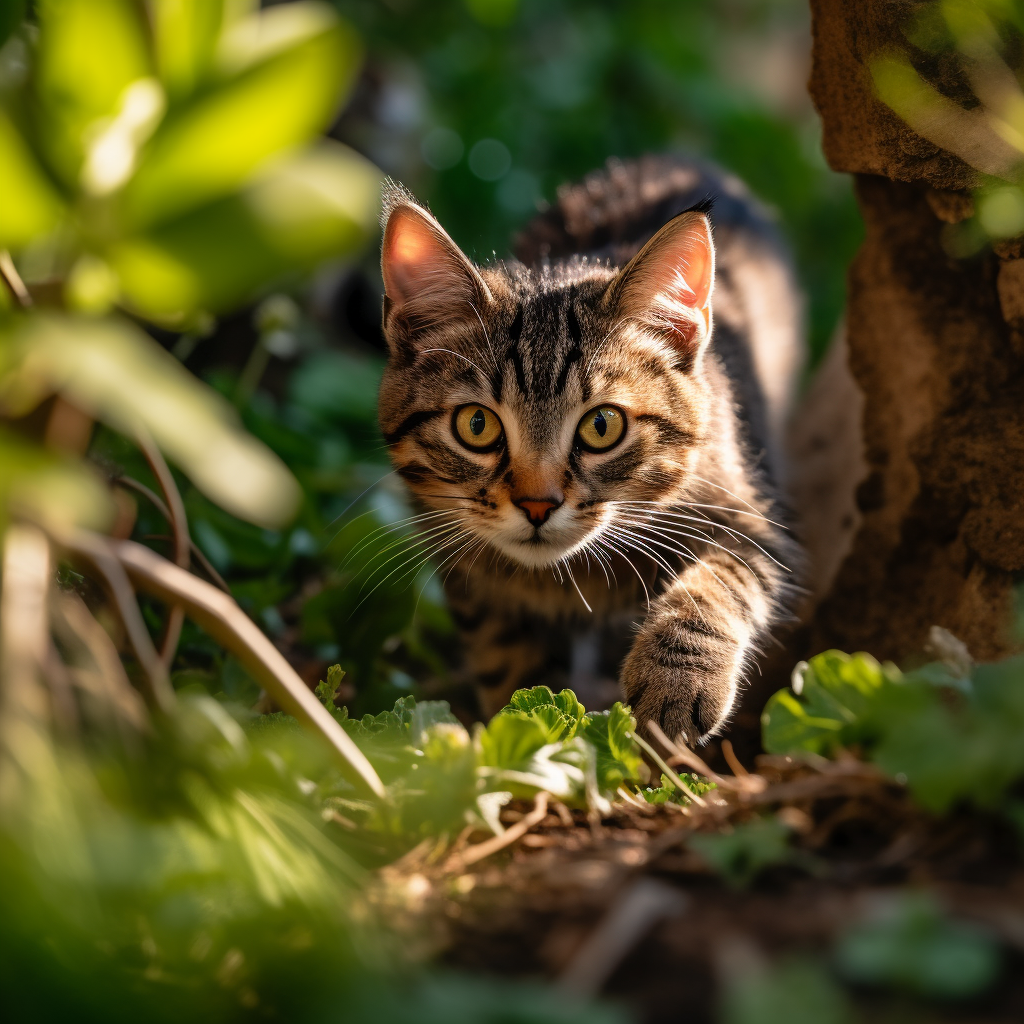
[621,623,739,746]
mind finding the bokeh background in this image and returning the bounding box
[328,0,862,362]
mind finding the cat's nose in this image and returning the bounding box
[515,496,562,526]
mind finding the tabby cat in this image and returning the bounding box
[377,156,803,745]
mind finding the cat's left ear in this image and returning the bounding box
[605,210,715,368]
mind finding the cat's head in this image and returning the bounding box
[377,185,717,570]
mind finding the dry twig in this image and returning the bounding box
[558,877,689,997]
[56,529,174,712]
[448,792,550,870]
[115,476,230,593]
[104,535,385,797]
[135,430,189,667]
[0,250,32,308]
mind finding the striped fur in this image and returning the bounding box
[378,156,804,744]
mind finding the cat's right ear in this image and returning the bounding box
[604,210,715,370]
[381,201,492,348]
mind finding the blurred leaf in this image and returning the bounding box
[837,893,1000,999]
[0,425,112,530]
[0,0,24,49]
[113,142,380,317]
[0,110,66,248]
[288,348,384,426]
[688,816,793,888]
[2,314,300,526]
[123,3,361,228]
[721,958,854,1024]
[35,0,153,184]
[150,0,225,100]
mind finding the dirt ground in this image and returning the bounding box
[383,751,1024,1023]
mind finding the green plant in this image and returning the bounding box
[762,646,1024,814]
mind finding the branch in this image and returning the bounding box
[0,250,32,308]
[104,536,385,798]
[135,430,189,667]
[447,791,549,870]
[56,530,174,712]
[115,476,231,593]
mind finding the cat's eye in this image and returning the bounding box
[453,404,503,450]
[576,405,626,452]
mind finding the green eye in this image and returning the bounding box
[576,406,625,451]
[454,404,503,449]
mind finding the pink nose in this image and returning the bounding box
[515,497,561,526]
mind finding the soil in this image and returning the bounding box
[386,752,1024,1023]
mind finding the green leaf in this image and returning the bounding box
[3,314,300,527]
[578,702,643,794]
[762,651,891,756]
[0,111,66,249]
[112,142,380,317]
[150,0,225,100]
[837,893,1000,999]
[497,685,585,743]
[35,0,153,184]
[688,816,793,888]
[722,958,855,1024]
[122,3,361,229]
[478,711,550,771]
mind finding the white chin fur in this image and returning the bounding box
[489,528,597,569]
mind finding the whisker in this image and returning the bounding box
[612,518,735,610]
[618,506,789,573]
[562,557,592,613]
[325,469,397,532]
[342,508,461,568]
[420,347,488,377]
[352,526,469,614]
[355,520,465,594]
[688,474,764,517]
[468,300,500,375]
[615,513,762,582]
[596,533,651,611]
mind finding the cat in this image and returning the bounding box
[376,155,804,745]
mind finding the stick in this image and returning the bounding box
[115,477,231,593]
[0,250,32,308]
[633,727,708,808]
[56,529,174,712]
[104,535,385,798]
[558,878,689,997]
[449,791,549,869]
[135,430,189,667]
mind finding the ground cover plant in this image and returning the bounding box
[2,2,1024,1023]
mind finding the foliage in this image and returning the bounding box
[0,688,626,1024]
[763,647,1024,813]
[688,815,796,888]
[871,0,1024,252]
[640,771,714,805]
[836,892,1001,1000]
[720,958,855,1024]
[0,0,378,531]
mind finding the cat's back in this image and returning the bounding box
[514,155,804,485]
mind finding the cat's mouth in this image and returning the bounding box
[484,517,601,570]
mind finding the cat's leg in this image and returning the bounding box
[620,554,777,744]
